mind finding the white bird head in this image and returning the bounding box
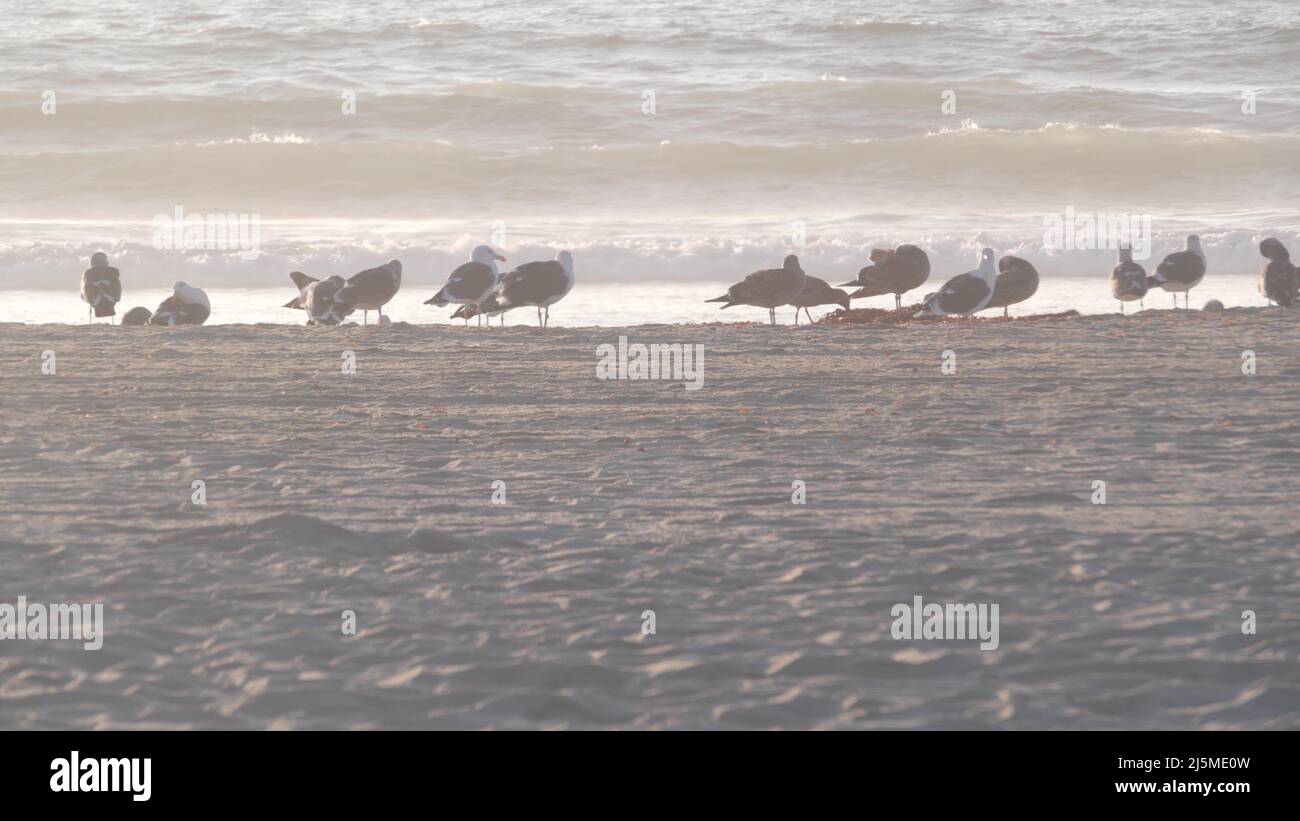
[557,250,575,276]
[977,248,996,276]
[91,251,109,267]
[472,245,507,265]
[385,260,402,281]
[1186,234,1201,250]
[173,281,210,308]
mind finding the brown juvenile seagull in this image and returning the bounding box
[982,255,1039,317]
[839,244,930,310]
[336,260,402,324]
[1259,237,1297,309]
[707,254,807,326]
[477,251,574,329]
[788,276,850,324]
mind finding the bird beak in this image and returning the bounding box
[495,254,507,261]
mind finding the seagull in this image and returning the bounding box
[478,251,574,329]
[914,248,997,317]
[788,276,850,324]
[149,282,211,326]
[707,254,807,326]
[282,271,356,325]
[1110,245,1148,314]
[982,255,1039,317]
[450,302,507,326]
[336,260,402,324]
[1259,238,1297,309]
[839,244,930,310]
[80,252,122,323]
[120,307,153,326]
[1148,235,1206,309]
[424,245,507,327]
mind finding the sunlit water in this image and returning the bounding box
[1,1,1297,290]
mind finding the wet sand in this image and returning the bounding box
[1,308,1298,729]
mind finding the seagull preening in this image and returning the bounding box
[478,250,575,329]
[1110,245,1148,314]
[283,272,356,325]
[1258,238,1297,309]
[336,260,402,324]
[983,255,1039,317]
[1148,234,1206,309]
[707,254,807,326]
[789,276,850,324]
[80,252,121,323]
[149,282,210,326]
[915,248,997,317]
[840,244,930,310]
[424,245,507,327]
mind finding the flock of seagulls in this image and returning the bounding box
[77,248,576,328]
[71,235,1300,327]
[706,234,1299,324]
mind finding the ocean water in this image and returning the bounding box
[2,0,1299,310]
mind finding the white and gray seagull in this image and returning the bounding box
[424,245,507,326]
[915,248,998,317]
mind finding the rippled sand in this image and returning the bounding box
[1,310,1298,729]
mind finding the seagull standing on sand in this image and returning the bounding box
[424,245,507,327]
[1110,245,1148,313]
[840,244,930,310]
[707,254,807,326]
[1259,238,1298,309]
[149,282,211,326]
[477,250,574,329]
[80,252,122,323]
[1148,235,1206,309]
[982,255,1039,317]
[788,276,850,324]
[336,260,402,324]
[914,248,997,317]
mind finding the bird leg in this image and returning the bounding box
[1003,306,1008,318]
[545,306,550,328]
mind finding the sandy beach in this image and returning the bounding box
[1,309,1297,729]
